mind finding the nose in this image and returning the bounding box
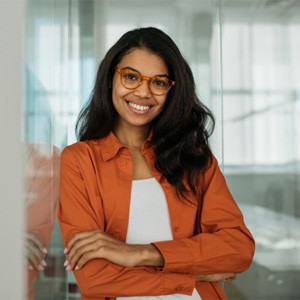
[133,79,151,98]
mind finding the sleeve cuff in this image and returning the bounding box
[153,239,196,273]
[163,272,195,295]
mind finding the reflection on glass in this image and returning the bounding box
[24,144,60,300]
[24,0,68,298]
[24,65,64,298]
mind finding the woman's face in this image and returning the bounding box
[112,48,169,131]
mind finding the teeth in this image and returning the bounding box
[128,102,150,111]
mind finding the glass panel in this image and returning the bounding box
[26,0,300,299]
[220,1,300,299]
[24,0,68,298]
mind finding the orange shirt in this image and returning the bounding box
[58,131,255,300]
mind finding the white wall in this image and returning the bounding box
[0,0,25,298]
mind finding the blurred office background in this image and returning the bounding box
[1,0,299,299]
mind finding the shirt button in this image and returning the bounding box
[174,226,180,232]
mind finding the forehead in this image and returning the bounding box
[119,48,168,76]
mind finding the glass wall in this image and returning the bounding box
[220,1,300,299]
[24,1,68,299]
[21,0,299,299]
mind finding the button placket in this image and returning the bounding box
[115,153,132,241]
[174,226,181,233]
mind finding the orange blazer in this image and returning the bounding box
[58,131,255,300]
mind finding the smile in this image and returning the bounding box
[128,101,151,111]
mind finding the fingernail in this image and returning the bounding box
[41,260,47,267]
[42,247,48,254]
[38,265,44,271]
[28,265,34,270]
[64,248,68,254]
[64,260,69,267]
[75,265,80,270]
[66,265,72,271]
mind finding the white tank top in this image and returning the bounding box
[117,178,201,300]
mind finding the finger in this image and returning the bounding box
[65,230,99,253]
[67,240,103,270]
[196,273,236,282]
[219,273,235,280]
[223,275,237,282]
[67,232,100,263]
[25,241,47,270]
[25,242,43,268]
[66,230,109,263]
[26,255,46,271]
[26,232,47,254]
[75,249,105,270]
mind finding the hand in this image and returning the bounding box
[196,273,236,282]
[25,232,47,271]
[64,230,164,271]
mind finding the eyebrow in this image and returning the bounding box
[122,66,170,78]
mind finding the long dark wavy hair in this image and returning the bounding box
[76,27,215,202]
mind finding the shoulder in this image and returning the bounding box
[203,153,228,191]
[206,153,221,174]
[63,139,99,152]
[61,139,102,164]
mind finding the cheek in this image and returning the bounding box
[112,78,129,101]
[111,89,117,109]
[111,84,123,107]
[111,75,122,98]
[157,96,168,109]
[111,77,118,99]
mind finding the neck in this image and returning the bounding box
[113,123,151,150]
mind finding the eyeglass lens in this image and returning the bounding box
[120,69,172,95]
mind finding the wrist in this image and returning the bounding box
[134,244,164,267]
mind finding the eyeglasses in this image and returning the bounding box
[115,67,176,96]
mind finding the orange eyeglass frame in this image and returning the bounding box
[115,67,176,95]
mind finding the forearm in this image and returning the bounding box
[74,260,194,298]
[153,229,255,275]
[134,244,164,267]
[132,244,236,283]
[132,244,236,284]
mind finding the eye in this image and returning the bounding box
[122,70,139,82]
[152,78,170,88]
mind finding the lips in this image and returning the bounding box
[127,101,151,111]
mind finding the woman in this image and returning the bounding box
[58,27,255,300]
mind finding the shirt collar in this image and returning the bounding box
[100,130,153,162]
[100,131,125,162]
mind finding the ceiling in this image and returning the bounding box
[105,0,300,22]
[220,0,300,22]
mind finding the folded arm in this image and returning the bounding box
[58,147,195,297]
[153,156,255,275]
[59,147,247,297]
